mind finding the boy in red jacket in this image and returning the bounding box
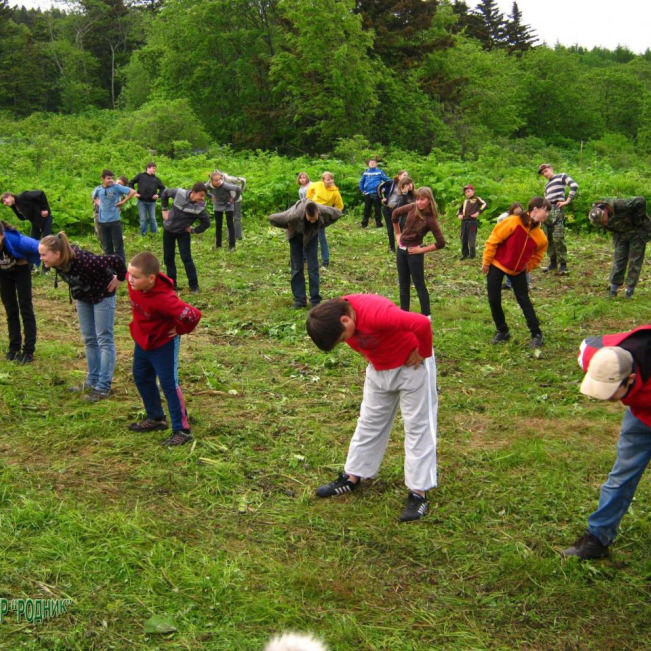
[563,325,651,559]
[126,252,202,446]
[306,294,438,522]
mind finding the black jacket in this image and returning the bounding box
[10,191,51,226]
[129,172,166,202]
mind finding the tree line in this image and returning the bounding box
[1,0,650,159]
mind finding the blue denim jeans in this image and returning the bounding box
[137,201,157,235]
[587,408,651,546]
[133,337,189,432]
[76,295,116,393]
[318,226,329,267]
[289,234,320,306]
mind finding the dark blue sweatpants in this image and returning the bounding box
[133,337,189,432]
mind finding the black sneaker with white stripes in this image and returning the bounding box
[315,472,358,498]
[399,491,428,522]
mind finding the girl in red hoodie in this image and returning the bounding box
[126,252,201,446]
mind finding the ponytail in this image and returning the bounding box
[40,231,76,270]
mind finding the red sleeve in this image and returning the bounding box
[157,292,202,335]
[373,298,433,359]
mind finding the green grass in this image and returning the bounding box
[0,210,650,650]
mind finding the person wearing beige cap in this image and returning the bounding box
[563,325,651,559]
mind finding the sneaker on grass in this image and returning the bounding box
[562,532,609,560]
[315,472,358,498]
[529,333,544,349]
[82,389,111,402]
[399,491,428,522]
[128,418,168,432]
[491,331,510,344]
[161,430,193,447]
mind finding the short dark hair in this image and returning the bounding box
[306,299,352,351]
[101,169,114,179]
[129,251,160,276]
[191,182,208,194]
[527,196,552,212]
[146,162,156,169]
[305,201,319,219]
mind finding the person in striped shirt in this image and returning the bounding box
[538,163,578,274]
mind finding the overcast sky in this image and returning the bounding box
[9,0,650,55]
[494,0,649,54]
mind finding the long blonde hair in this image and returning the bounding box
[413,187,439,221]
[40,232,76,271]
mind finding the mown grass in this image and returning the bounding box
[0,209,649,650]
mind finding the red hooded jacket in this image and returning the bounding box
[127,272,201,351]
[578,325,651,427]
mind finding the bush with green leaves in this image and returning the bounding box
[0,112,649,234]
[112,99,210,158]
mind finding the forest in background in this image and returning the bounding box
[1,0,651,161]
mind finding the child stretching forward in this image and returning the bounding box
[307,294,438,522]
[126,252,202,446]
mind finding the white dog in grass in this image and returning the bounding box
[265,632,329,651]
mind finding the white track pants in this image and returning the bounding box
[344,355,438,492]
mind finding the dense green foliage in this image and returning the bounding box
[1,0,650,158]
[1,112,649,236]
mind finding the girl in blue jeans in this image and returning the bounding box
[38,232,126,402]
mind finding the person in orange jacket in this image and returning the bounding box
[482,196,550,348]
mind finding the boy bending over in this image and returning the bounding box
[126,252,202,446]
[306,294,438,521]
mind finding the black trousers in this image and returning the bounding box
[98,221,125,262]
[397,247,430,316]
[163,229,199,290]
[362,194,383,227]
[215,211,235,249]
[460,219,478,258]
[0,264,36,354]
[30,215,53,240]
[486,265,541,336]
[382,205,396,252]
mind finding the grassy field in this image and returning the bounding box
[0,208,649,650]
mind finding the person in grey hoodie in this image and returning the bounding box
[214,169,246,241]
[268,199,341,308]
[160,183,211,293]
[207,172,242,251]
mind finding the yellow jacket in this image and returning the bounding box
[307,181,344,211]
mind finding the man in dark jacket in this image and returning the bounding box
[129,163,166,236]
[563,326,651,560]
[160,183,211,293]
[2,190,53,239]
[588,197,650,298]
[269,199,341,308]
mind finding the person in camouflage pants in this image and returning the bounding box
[538,164,579,275]
[589,197,651,298]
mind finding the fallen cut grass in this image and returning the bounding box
[0,210,649,650]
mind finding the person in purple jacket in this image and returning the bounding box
[38,232,127,402]
[0,220,40,364]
